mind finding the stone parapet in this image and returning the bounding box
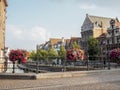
[36,69,120,79]
[1,69,120,80]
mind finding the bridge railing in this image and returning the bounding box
[19,58,108,73]
[1,55,120,74]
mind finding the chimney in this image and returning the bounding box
[86,13,88,17]
[101,21,104,34]
[62,37,65,46]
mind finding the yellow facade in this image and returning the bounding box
[93,28,107,38]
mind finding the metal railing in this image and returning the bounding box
[18,58,110,73]
[1,56,120,74]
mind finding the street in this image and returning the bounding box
[1,69,120,90]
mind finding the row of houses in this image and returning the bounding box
[37,37,82,51]
[37,14,120,59]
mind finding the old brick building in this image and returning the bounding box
[81,14,117,53]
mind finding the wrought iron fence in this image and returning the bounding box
[1,55,120,74]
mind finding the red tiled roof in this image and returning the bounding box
[49,38,69,46]
[50,38,62,46]
[70,37,81,41]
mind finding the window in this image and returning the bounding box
[116,30,119,34]
[107,40,109,44]
[117,37,119,43]
[95,21,97,25]
[108,31,111,35]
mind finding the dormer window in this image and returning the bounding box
[98,24,102,27]
[95,21,97,25]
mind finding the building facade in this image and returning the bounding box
[106,19,120,51]
[67,37,82,49]
[0,0,8,72]
[37,37,67,51]
[37,37,82,51]
[81,14,116,52]
[96,19,120,62]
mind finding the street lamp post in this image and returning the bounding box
[101,40,104,69]
[87,54,89,71]
[36,45,39,74]
[101,38,107,69]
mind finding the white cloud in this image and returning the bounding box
[30,27,50,41]
[80,3,97,10]
[6,25,51,50]
[7,25,23,39]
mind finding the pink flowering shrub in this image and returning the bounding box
[9,49,27,63]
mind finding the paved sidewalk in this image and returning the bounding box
[1,68,120,79]
[0,69,120,90]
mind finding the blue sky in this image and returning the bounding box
[6,0,120,50]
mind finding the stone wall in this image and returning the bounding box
[0,60,4,72]
[0,0,7,72]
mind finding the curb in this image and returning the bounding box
[36,69,120,79]
[0,73,36,80]
[0,69,120,80]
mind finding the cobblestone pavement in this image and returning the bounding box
[1,70,120,90]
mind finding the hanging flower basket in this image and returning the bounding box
[66,48,85,61]
[9,49,27,63]
[109,48,120,63]
[9,49,27,73]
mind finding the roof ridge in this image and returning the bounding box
[88,15,114,19]
[50,38,61,39]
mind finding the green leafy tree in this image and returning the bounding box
[29,51,37,61]
[58,46,66,65]
[37,49,48,61]
[87,37,99,60]
[71,41,80,49]
[48,47,58,59]
[48,47,58,64]
[29,49,48,63]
